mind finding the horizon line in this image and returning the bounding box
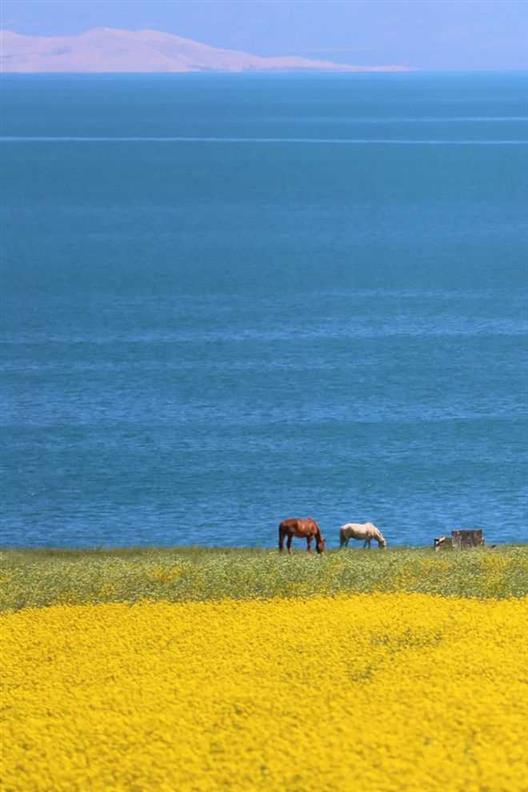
[3,68,528,76]
[2,136,528,146]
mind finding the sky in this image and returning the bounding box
[2,0,528,70]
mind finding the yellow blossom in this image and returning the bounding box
[1,593,527,791]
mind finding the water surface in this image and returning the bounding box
[1,73,527,547]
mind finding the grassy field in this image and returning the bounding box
[2,546,528,790]
[2,544,527,610]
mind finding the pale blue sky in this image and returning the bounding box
[2,0,528,69]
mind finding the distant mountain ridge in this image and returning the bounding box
[0,28,409,73]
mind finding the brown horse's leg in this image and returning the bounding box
[279,525,286,553]
[286,534,293,555]
[306,536,312,553]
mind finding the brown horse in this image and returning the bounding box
[278,518,325,554]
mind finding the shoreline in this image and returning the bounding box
[3,542,526,554]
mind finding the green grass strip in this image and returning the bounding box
[1,545,527,611]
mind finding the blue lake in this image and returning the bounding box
[1,73,527,548]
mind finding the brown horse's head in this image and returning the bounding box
[316,536,326,554]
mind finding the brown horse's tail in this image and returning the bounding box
[278,522,285,551]
[339,527,346,547]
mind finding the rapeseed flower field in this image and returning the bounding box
[2,592,527,791]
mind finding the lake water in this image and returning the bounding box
[1,73,527,548]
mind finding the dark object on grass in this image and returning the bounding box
[451,529,484,549]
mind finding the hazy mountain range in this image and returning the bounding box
[0,28,408,73]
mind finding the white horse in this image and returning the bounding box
[339,522,387,549]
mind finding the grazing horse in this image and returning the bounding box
[339,522,387,549]
[279,518,325,554]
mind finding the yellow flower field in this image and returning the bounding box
[1,593,527,791]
